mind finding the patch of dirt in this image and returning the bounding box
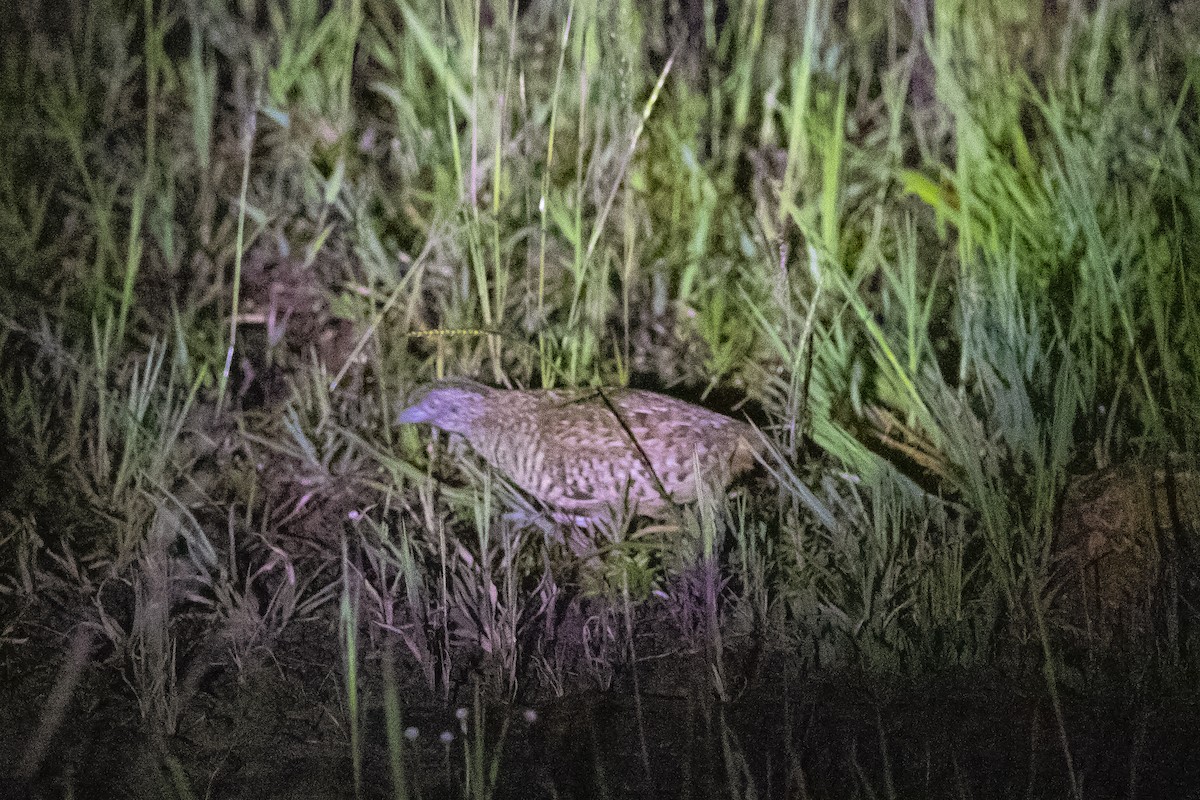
[7,608,1200,800]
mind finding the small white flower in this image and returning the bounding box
[404,726,420,740]
[522,708,538,724]
[455,707,468,720]
[439,730,454,744]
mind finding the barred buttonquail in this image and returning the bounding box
[398,379,761,525]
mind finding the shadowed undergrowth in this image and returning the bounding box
[1,0,1199,797]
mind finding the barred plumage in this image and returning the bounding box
[397,379,761,524]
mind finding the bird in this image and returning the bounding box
[397,379,762,526]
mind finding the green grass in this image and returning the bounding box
[2,0,1199,797]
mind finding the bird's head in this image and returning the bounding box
[396,379,494,435]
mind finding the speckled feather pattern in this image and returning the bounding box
[398,380,760,521]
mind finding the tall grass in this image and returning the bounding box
[2,0,1198,796]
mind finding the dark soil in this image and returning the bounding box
[5,601,1200,800]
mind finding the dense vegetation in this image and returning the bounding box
[2,0,1198,797]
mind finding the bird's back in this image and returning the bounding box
[465,387,759,519]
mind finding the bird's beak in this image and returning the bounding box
[397,404,428,424]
